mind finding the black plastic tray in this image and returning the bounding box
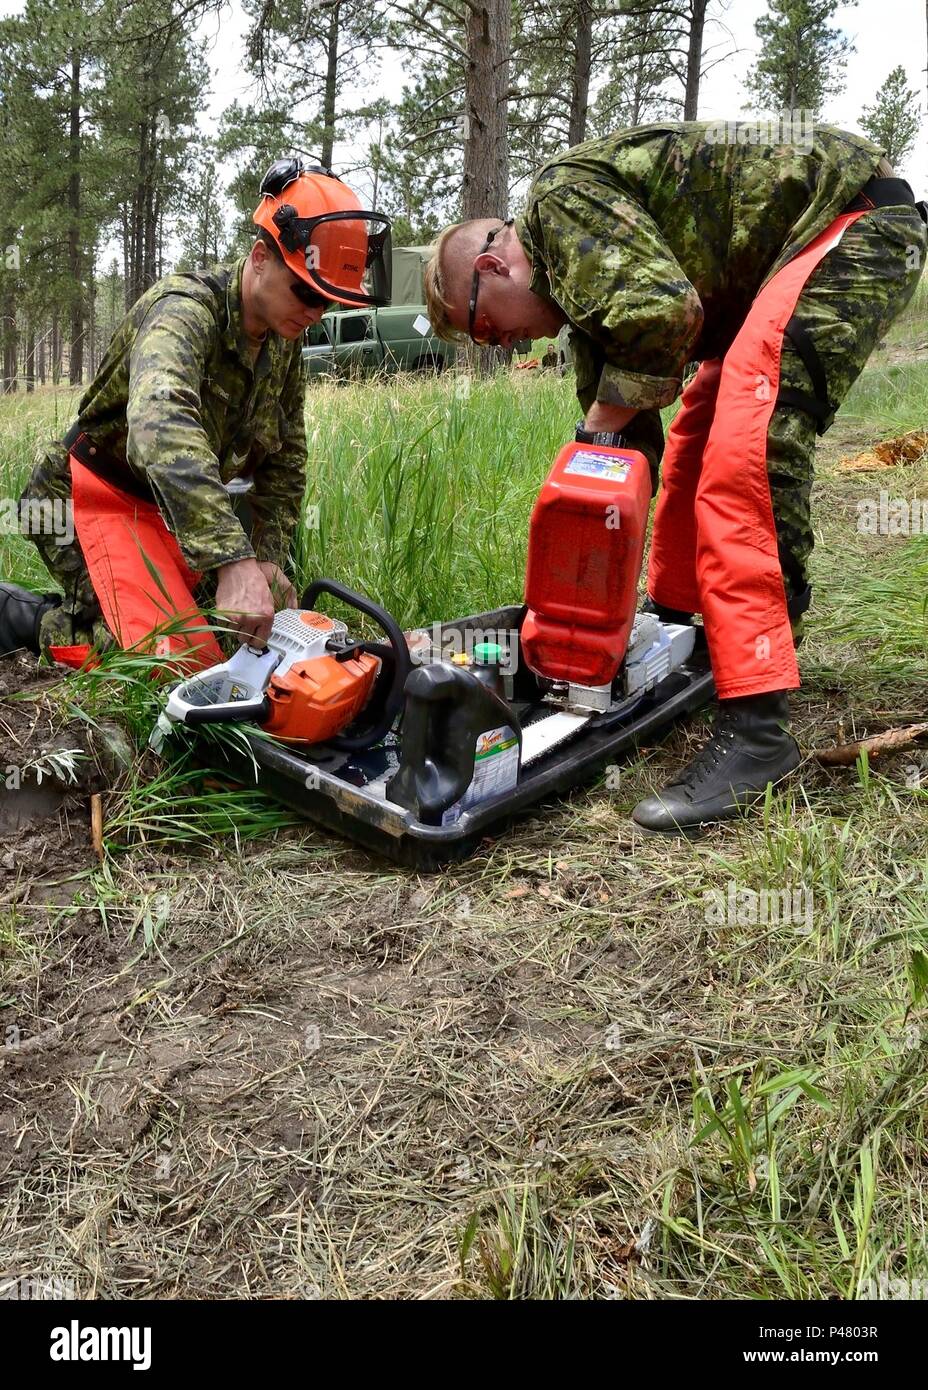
[206,605,716,868]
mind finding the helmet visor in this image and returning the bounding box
[275,209,392,307]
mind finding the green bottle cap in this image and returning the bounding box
[474,641,503,664]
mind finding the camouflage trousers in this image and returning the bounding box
[19,444,230,660]
[626,201,927,624]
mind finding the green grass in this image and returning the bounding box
[294,372,576,625]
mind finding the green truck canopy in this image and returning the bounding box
[390,245,434,307]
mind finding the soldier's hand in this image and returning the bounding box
[257,561,297,611]
[214,557,276,648]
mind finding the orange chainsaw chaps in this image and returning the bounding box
[263,651,380,743]
[647,208,870,700]
[47,643,99,671]
[68,455,223,674]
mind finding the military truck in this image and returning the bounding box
[302,244,457,380]
[302,304,454,379]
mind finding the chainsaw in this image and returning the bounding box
[150,579,411,754]
[151,442,714,863]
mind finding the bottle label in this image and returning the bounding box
[564,450,632,481]
[441,725,520,825]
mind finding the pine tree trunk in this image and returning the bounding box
[52,311,61,386]
[25,327,35,393]
[463,0,511,375]
[463,0,511,220]
[568,0,593,146]
[321,3,340,167]
[143,116,159,290]
[684,0,707,120]
[68,49,84,385]
[37,328,46,386]
[120,206,130,311]
[2,339,16,394]
[87,256,96,376]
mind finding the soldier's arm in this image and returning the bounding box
[530,181,704,413]
[249,344,308,572]
[125,295,256,572]
[569,330,665,492]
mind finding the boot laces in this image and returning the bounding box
[676,706,740,791]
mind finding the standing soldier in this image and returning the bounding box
[424,121,927,834]
[1,159,391,669]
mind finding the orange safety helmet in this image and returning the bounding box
[253,157,392,307]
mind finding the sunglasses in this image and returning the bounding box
[468,218,514,343]
[289,278,335,311]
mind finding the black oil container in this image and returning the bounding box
[387,661,522,825]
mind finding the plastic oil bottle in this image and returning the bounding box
[440,643,519,824]
[387,644,521,826]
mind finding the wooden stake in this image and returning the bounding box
[90,793,103,861]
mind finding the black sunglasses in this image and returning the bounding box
[468,218,514,342]
[289,278,335,311]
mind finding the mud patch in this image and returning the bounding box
[0,651,131,888]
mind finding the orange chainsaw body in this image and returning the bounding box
[263,650,380,744]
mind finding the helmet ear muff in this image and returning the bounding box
[271,203,300,252]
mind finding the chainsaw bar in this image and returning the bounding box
[520,709,592,765]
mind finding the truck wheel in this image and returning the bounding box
[413,354,444,374]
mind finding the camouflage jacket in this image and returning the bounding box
[43,257,307,572]
[515,121,886,413]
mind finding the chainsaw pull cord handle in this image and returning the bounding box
[300,578,411,750]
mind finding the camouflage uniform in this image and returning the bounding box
[515,122,927,608]
[20,257,307,656]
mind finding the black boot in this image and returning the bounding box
[632,690,801,834]
[0,583,62,656]
[640,593,694,625]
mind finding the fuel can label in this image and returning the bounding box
[564,450,633,481]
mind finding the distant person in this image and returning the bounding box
[540,342,558,371]
[2,159,391,668]
[424,121,927,834]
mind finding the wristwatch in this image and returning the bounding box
[575,420,626,448]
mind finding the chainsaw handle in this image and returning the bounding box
[300,579,411,748]
[183,696,270,727]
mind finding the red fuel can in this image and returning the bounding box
[522,442,651,686]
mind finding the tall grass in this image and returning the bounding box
[294,372,576,626]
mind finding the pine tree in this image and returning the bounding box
[745,0,855,115]
[859,66,922,169]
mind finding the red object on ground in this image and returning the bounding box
[522,441,652,686]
